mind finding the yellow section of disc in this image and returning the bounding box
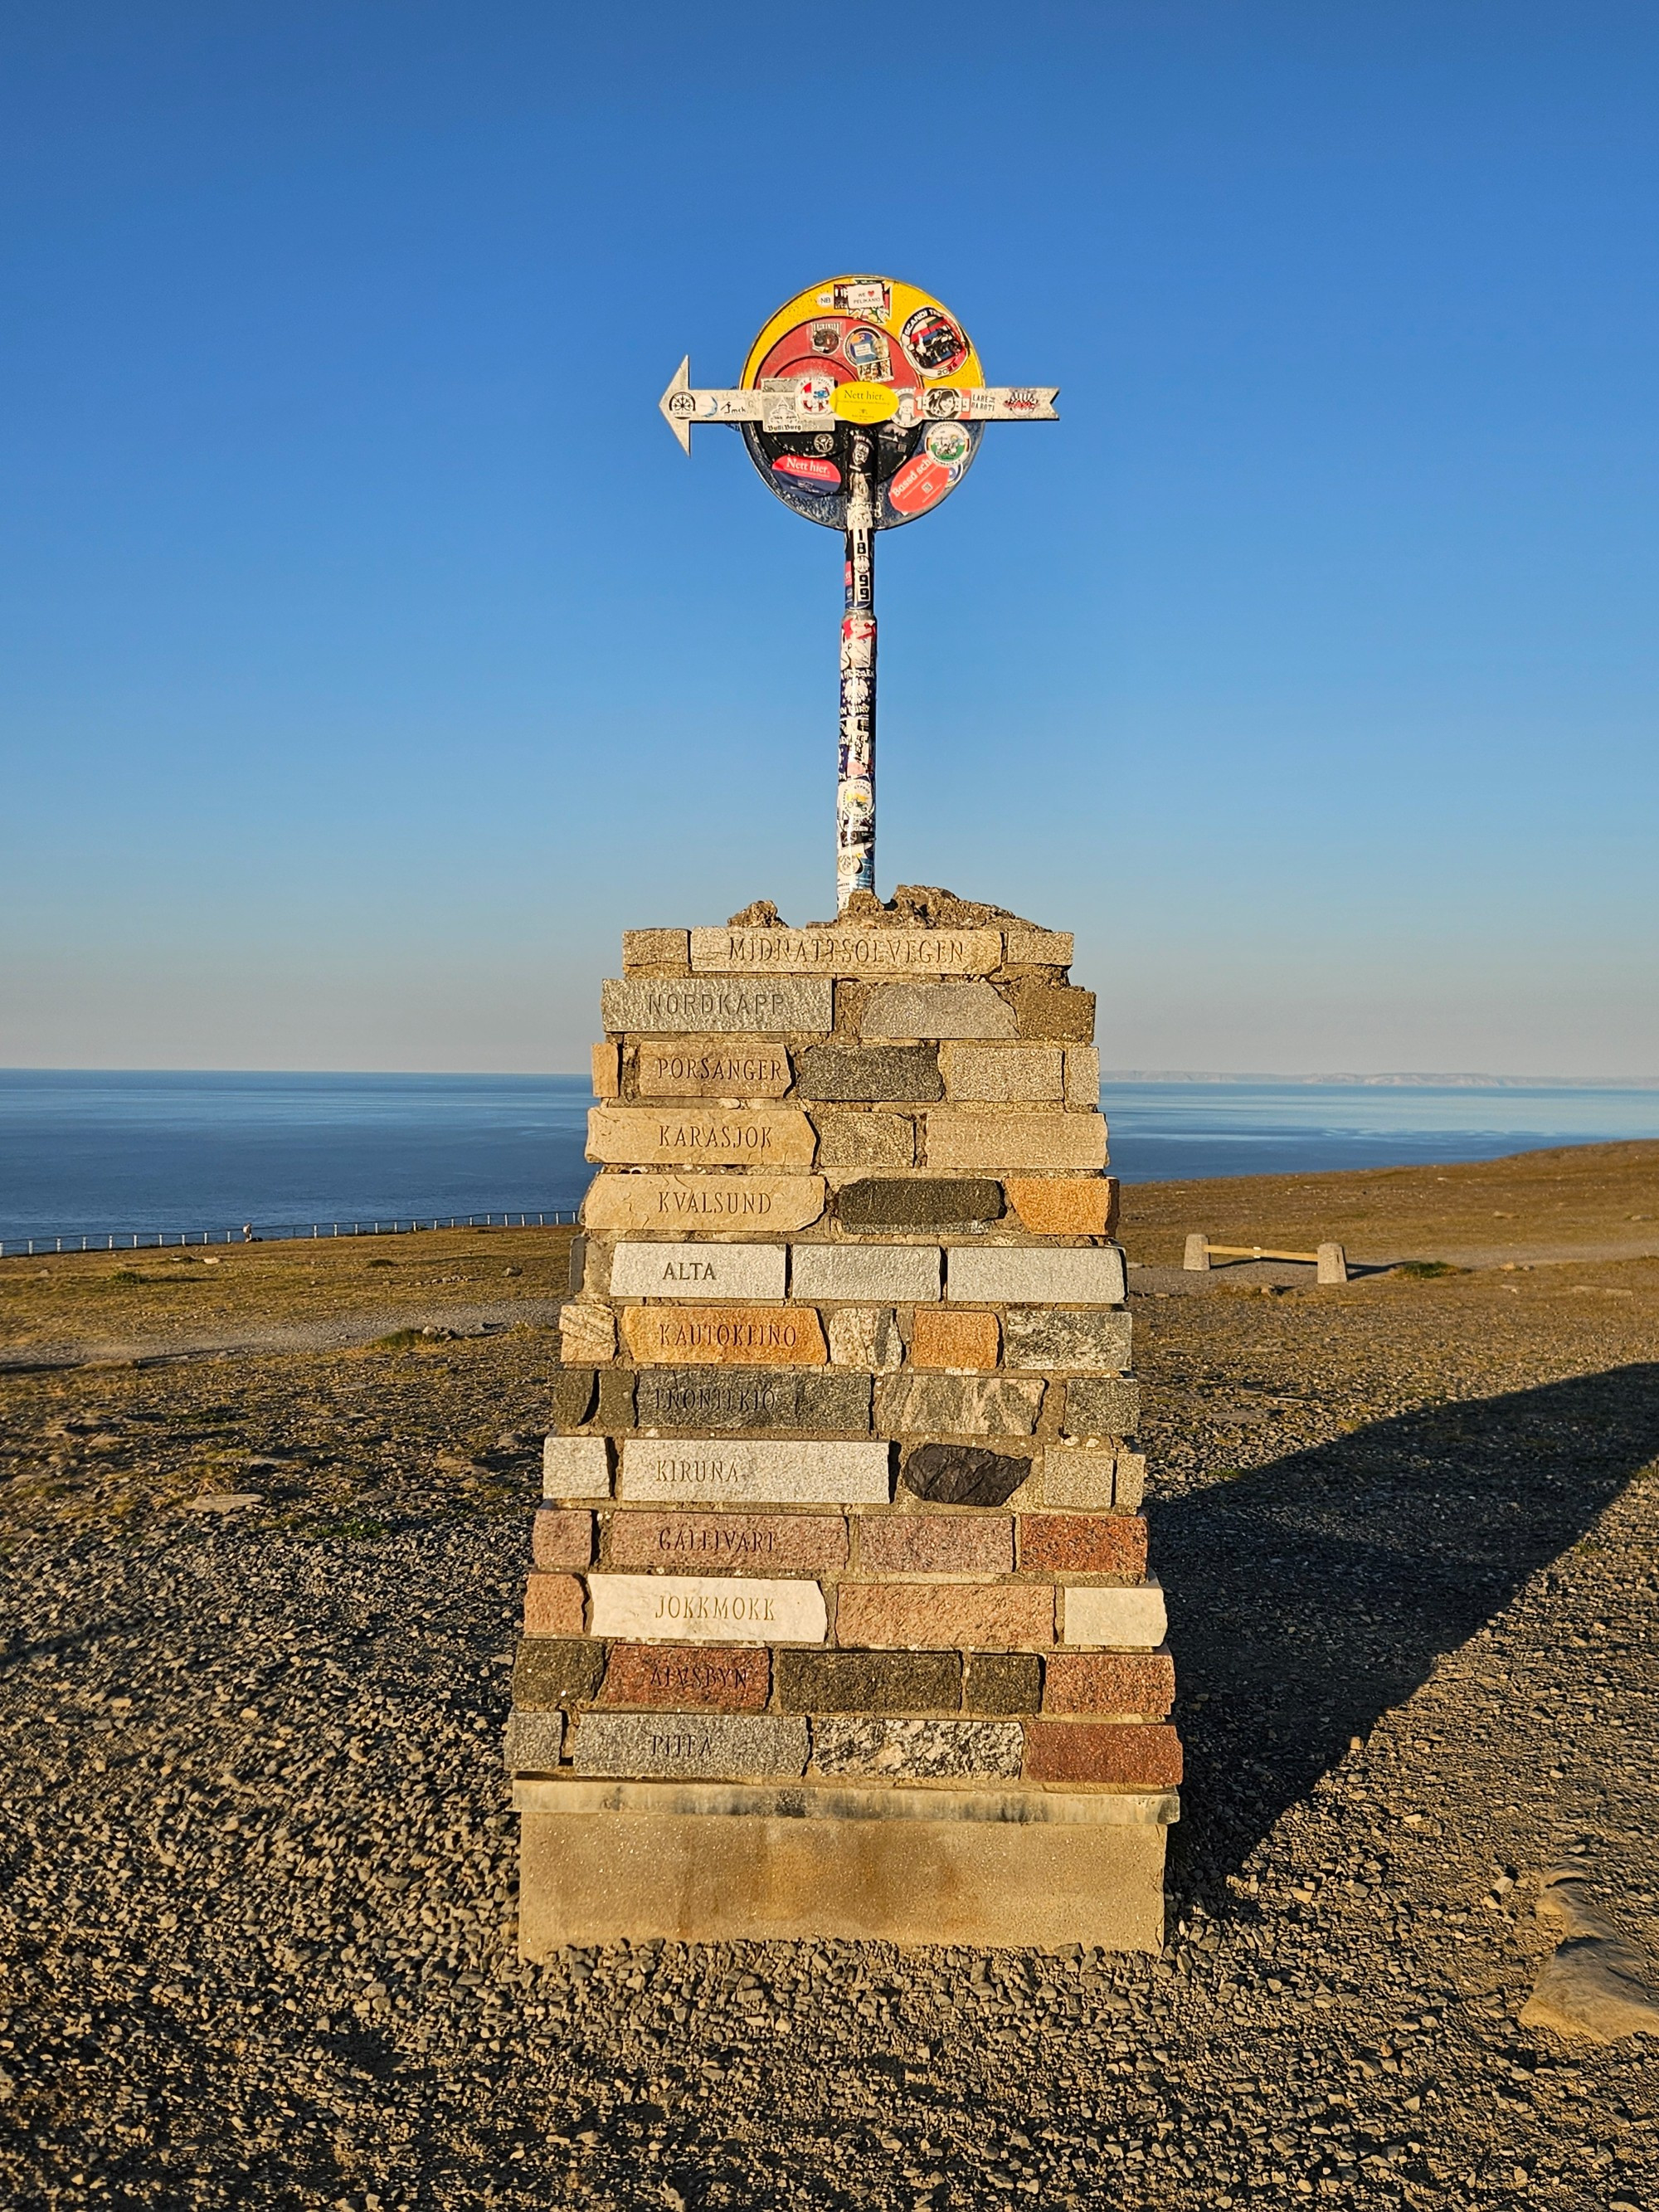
[831,382,901,424]
[741,275,985,392]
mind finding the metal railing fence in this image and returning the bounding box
[1,1211,580,1259]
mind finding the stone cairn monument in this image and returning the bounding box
[506,277,1180,1948]
[507,895,1181,1950]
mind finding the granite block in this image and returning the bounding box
[963,1651,1044,1716]
[926,1111,1107,1173]
[1004,928,1073,967]
[635,1040,793,1099]
[559,1303,616,1364]
[875,1372,1045,1436]
[1035,1445,1119,1509]
[1062,1375,1143,1438]
[1064,1046,1100,1107]
[1002,1177,1117,1237]
[503,1710,565,1773]
[908,1308,999,1370]
[1060,1581,1168,1649]
[542,1435,612,1501]
[532,1508,594,1570]
[690,926,1002,977]
[836,1581,1054,1651]
[773,1648,961,1714]
[859,982,1016,1040]
[790,1243,941,1303]
[794,1044,941,1102]
[583,1172,826,1235]
[835,1177,1003,1230]
[607,1241,786,1302]
[1022,1721,1183,1787]
[1005,982,1096,1041]
[603,1511,849,1576]
[1017,1513,1149,1576]
[619,1437,891,1507]
[812,1111,915,1167]
[512,1638,607,1710]
[937,1045,1064,1103]
[1043,1651,1176,1718]
[591,1042,620,1099]
[597,1644,771,1711]
[587,1106,815,1170]
[550,1367,597,1430]
[1002,1308,1133,1372]
[621,928,691,972]
[523,1573,586,1637]
[633,1367,871,1434]
[811,1717,1023,1780]
[856,1513,1013,1576]
[826,1306,903,1372]
[620,1304,827,1366]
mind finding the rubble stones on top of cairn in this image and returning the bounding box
[512,893,1182,1951]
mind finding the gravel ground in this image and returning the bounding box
[3,1222,1659,2209]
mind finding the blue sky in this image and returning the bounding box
[2,2,1655,1075]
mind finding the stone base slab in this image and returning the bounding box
[515,1779,1174,1951]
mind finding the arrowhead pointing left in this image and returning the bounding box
[659,356,693,454]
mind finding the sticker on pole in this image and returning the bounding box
[735,274,989,530]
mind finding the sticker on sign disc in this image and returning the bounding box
[843,326,892,380]
[773,453,841,492]
[832,382,901,425]
[888,452,953,516]
[923,420,971,469]
[901,305,970,378]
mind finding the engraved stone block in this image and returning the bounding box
[908,1308,999,1370]
[875,1372,1045,1436]
[937,1045,1064,1102]
[542,1435,612,1501]
[773,1648,961,1714]
[689,926,1003,977]
[597,1644,771,1711]
[1022,1720,1182,1787]
[603,1512,849,1576]
[1060,1581,1168,1649]
[926,1111,1107,1174]
[559,1303,616,1365]
[1043,1651,1175,1718]
[620,1304,827,1367]
[1018,1513,1148,1576]
[1002,1176,1117,1237]
[635,1039,794,1099]
[601,977,833,1035]
[587,1575,828,1645]
[811,1717,1023,1780]
[812,1111,915,1168]
[826,1305,903,1372]
[572,1711,810,1780]
[790,1243,941,1303]
[634,1367,871,1434]
[583,1172,826,1235]
[836,1582,1054,1651]
[620,1437,891,1507]
[901,1443,1032,1507]
[964,1651,1044,1715]
[856,1514,1013,1576]
[795,1044,941,1102]
[512,1638,607,1710]
[586,1106,815,1169]
[607,1241,786,1302]
[1002,1308,1133,1372]
[1062,1375,1143,1437]
[503,1710,565,1773]
[859,982,1016,1040]
[836,1177,1004,1230]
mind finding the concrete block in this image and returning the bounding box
[1317,1241,1349,1285]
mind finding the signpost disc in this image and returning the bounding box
[737,275,987,530]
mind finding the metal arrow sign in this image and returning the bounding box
[660,275,1058,912]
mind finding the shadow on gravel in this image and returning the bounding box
[1158,1362,1659,1909]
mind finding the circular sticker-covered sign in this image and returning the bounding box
[739,275,986,530]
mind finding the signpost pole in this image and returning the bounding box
[837,428,878,910]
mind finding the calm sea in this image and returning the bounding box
[2,1069,1657,1245]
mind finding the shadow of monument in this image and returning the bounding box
[1155,1362,1659,1911]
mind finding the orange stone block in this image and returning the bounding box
[909,1308,1000,1371]
[856,1515,1014,1576]
[1004,1177,1119,1237]
[834,1581,1053,1651]
[523,1573,586,1637]
[619,1304,827,1367]
[1017,1513,1148,1576]
[532,1509,594,1571]
[1022,1720,1182,1787]
[1043,1650,1175,1718]
[597,1644,771,1711]
[590,1041,620,1099]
